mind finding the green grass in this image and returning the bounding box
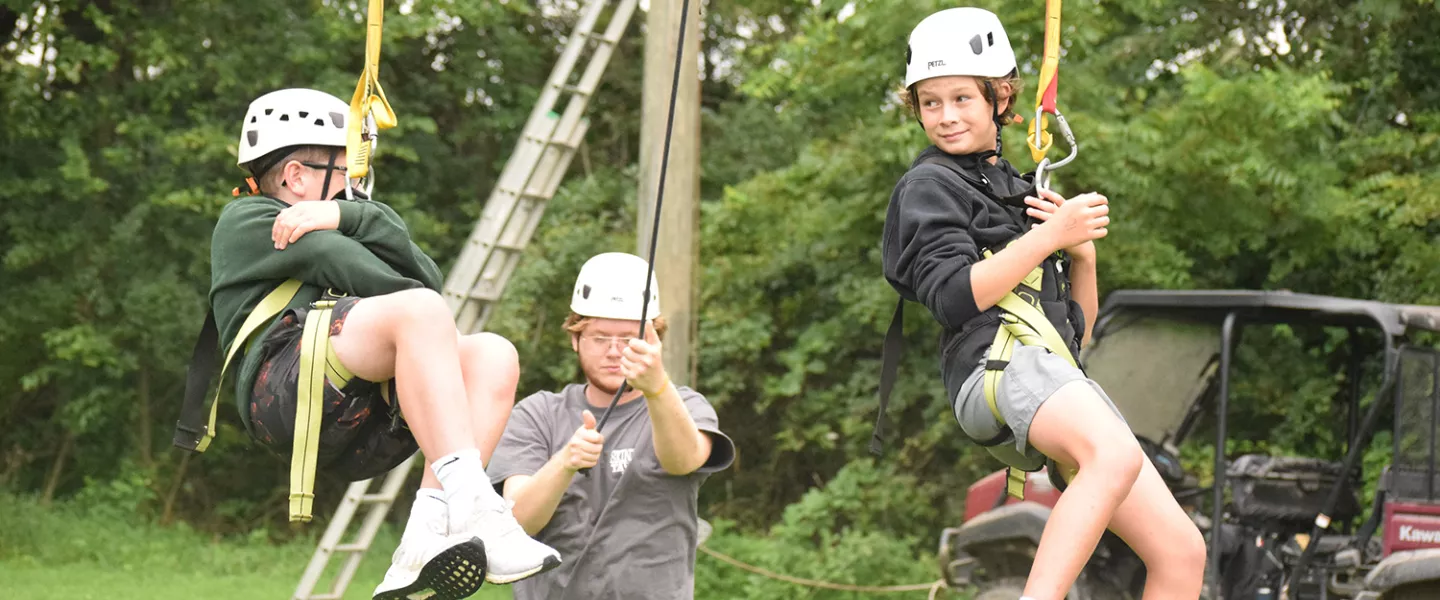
[0,493,956,599]
[0,494,511,600]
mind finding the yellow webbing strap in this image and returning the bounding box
[1006,467,1028,499]
[290,300,338,522]
[347,0,397,180]
[994,292,1077,368]
[1028,0,1064,164]
[195,279,303,453]
[326,341,355,389]
[978,250,1078,500]
[983,326,1019,423]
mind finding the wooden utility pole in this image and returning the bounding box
[637,0,700,386]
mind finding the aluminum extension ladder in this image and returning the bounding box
[291,0,639,597]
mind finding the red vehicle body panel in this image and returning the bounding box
[1385,501,1440,556]
[964,468,1064,522]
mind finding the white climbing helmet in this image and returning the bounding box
[237,88,349,167]
[904,7,1017,89]
[570,253,662,321]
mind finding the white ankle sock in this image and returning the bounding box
[432,449,486,488]
[431,449,500,532]
[404,488,447,535]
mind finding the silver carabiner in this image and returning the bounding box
[1031,108,1079,194]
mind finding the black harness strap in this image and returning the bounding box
[175,311,219,451]
[869,297,907,456]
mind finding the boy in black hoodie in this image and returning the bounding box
[881,9,1205,600]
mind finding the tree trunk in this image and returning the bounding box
[40,430,75,506]
[137,364,154,468]
[161,453,191,526]
[1,443,33,488]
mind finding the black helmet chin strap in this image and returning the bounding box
[983,80,1004,158]
[318,146,340,201]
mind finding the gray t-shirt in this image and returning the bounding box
[488,383,736,600]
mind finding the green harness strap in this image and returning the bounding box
[291,299,357,522]
[979,250,1078,500]
[193,279,304,453]
[181,279,378,523]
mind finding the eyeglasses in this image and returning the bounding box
[300,161,348,174]
[579,335,637,351]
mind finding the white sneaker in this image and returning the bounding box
[452,497,561,585]
[373,515,487,600]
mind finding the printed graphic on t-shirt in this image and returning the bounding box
[610,448,635,474]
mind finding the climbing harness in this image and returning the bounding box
[872,243,1078,500]
[177,279,303,456]
[176,279,381,522]
[864,153,1082,494]
[346,0,397,198]
[1026,0,1078,194]
[591,0,692,435]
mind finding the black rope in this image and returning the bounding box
[594,0,692,433]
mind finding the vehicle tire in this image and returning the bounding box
[1388,581,1440,600]
[974,577,1028,600]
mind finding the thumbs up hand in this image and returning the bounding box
[562,410,606,473]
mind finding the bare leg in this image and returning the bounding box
[329,289,475,469]
[1104,459,1207,600]
[404,334,520,493]
[457,332,521,463]
[1022,380,1145,600]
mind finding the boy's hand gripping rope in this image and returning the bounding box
[1027,0,1078,193]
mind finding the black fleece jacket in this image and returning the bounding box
[881,146,1083,402]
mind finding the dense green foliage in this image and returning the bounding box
[2,0,1438,594]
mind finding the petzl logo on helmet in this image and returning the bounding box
[928,59,946,69]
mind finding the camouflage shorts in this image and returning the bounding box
[249,296,418,483]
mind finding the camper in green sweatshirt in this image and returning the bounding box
[207,88,561,600]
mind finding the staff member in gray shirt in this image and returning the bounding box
[488,252,736,600]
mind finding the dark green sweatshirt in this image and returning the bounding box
[209,195,444,425]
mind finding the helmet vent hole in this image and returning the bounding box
[279,114,290,122]
[250,116,257,123]
[987,32,994,46]
[298,111,309,118]
[314,118,325,126]
[329,112,345,128]
[264,108,274,115]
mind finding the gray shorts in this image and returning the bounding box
[953,343,1125,472]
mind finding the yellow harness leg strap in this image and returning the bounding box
[978,251,1077,500]
[1006,466,1028,500]
[290,300,340,522]
[347,0,397,180]
[194,279,303,453]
